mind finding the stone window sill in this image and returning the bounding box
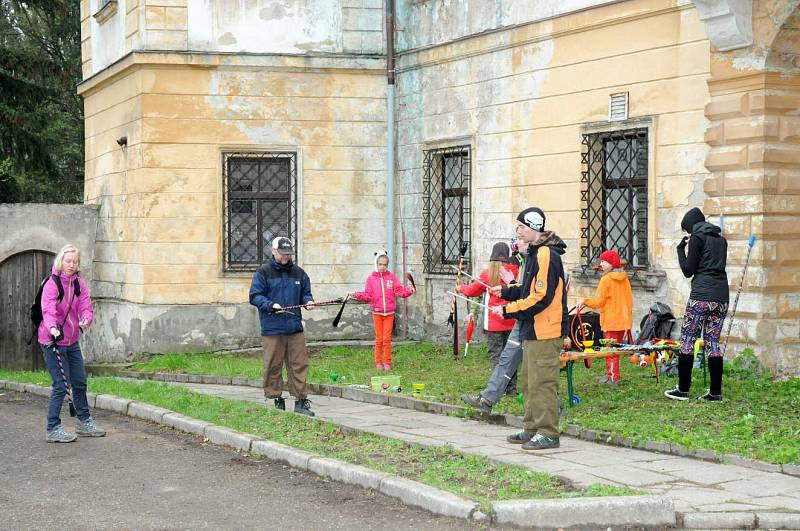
[93,0,118,25]
[569,266,667,292]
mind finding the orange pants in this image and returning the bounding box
[373,313,395,365]
[603,329,631,381]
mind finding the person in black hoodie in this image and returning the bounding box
[665,207,729,401]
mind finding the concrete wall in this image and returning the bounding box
[394,0,711,333]
[78,50,390,358]
[0,204,100,279]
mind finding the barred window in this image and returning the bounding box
[422,146,471,274]
[580,128,648,272]
[223,152,297,272]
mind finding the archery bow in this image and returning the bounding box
[331,294,350,328]
[448,243,468,360]
[464,313,475,357]
[269,297,343,313]
[405,272,417,291]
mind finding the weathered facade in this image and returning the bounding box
[71,0,799,376]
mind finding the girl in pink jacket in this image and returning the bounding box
[38,244,105,442]
[353,250,415,371]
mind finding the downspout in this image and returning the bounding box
[386,0,396,259]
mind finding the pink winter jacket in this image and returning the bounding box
[353,271,414,315]
[37,268,93,346]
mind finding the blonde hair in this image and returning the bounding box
[54,244,80,272]
[487,261,502,285]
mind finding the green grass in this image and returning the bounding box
[0,370,638,508]
[126,344,800,465]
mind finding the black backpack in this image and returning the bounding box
[29,274,80,344]
[637,302,675,343]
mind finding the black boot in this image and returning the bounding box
[698,356,724,401]
[678,354,694,393]
[665,354,693,401]
[273,397,285,410]
[294,398,315,417]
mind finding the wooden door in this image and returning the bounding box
[0,250,55,370]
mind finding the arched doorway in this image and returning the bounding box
[0,250,55,370]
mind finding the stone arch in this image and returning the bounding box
[765,2,800,70]
[0,204,99,280]
[697,0,800,376]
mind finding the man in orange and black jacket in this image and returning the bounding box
[490,207,568,450]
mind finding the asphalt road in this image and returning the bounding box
[0,391,498,530]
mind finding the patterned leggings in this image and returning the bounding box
[678,298,729,358]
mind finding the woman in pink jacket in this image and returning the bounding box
[353,250,415,371]
[38,244,105,442]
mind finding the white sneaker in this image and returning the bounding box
[46,424,77,443]
[76,417,106,437]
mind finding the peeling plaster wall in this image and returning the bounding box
[80,52,389,358]
[87,0,129,74]
[186,0,383,54]
[395,0,694,52]
[395,0,713,339]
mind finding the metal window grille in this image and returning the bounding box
[580,128,648,273]
[422,146,471,274]
[222,152,297,272]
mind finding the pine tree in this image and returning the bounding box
[0,0,83,203]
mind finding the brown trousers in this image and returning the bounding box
[262,332,309,399]
[521,337,563,437]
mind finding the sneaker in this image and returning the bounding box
[76,417,106,437]
[461,394,492,414]
[375,363,382,370]
[46,424,77,443]
[294,398,315,417]
[383,363,391,371]
[273,397,286,410]
[522,433,560,450]
[664,387,689,401]
[506,431,533,444]
[698,391,722,401]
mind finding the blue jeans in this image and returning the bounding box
[480,322,523,405]
[41,342,91,430]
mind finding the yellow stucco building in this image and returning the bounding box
[76,0,799,376]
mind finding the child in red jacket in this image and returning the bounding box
[458,242,519,371]
[353,249,415,371]
[581,250,633,385]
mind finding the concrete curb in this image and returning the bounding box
[6,378,800,529]
[0,379,484,523]
[115,370,800,479]
[494,496,675,528]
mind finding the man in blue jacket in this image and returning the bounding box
[249,236,316,416]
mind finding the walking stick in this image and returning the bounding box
[50,341,77,417]
[722,235,756,356]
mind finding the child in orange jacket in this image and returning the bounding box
[581,250,633,385]
[353,249,415,371]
